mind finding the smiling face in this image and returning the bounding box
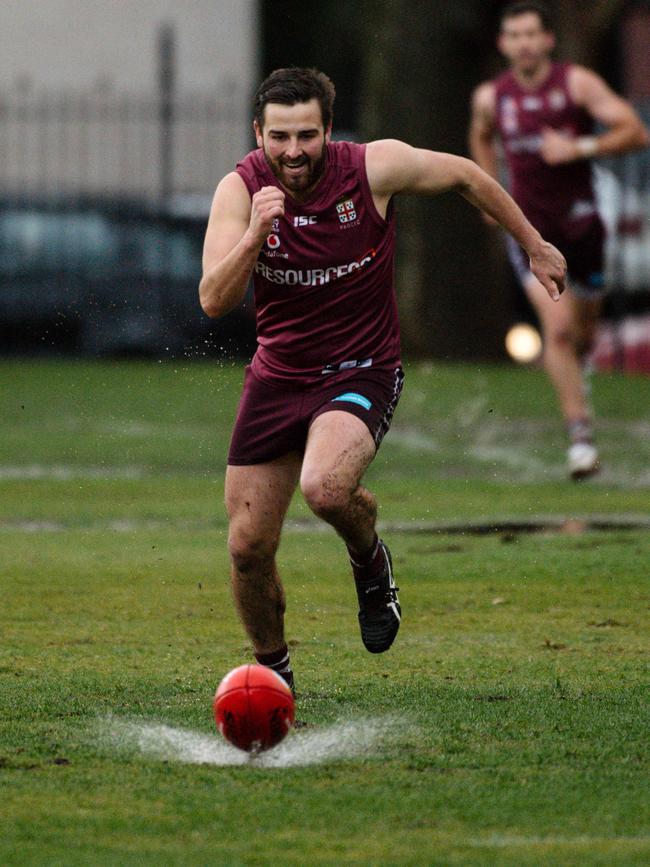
[254,98,331,199]
[498,11,555,77]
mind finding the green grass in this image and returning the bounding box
[1,359,649,866]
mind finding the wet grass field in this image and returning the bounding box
[2,359,649,865]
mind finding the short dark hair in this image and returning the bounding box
[254,67,336,130]
[500,1,553,31]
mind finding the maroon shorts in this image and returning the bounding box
[506,216,606,298]
[228,366,405,466]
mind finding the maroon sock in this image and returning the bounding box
[348,534,384,583]
[568,418,593,444]
[254,644,291,676]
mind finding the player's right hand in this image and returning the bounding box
[249,186,285,243]
[529,240,567,302]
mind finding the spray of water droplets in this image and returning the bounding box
[100,715,397,768]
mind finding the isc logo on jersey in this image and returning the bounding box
[293,215,317,227]
[548,89,567,111]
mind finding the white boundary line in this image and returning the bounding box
[466,833,650,849]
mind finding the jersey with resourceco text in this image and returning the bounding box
[494,61,600,239]
[235,140,401,386]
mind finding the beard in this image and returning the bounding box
[513,50,546,73]
[263,142,328,195]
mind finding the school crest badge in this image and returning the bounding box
[336,198,357,224]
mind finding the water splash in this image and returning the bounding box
[101,715,396,768]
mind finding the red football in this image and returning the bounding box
[213,664,295,752]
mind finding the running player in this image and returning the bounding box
[200,67,566,691]
[469,1,649,479]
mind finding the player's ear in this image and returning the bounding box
[325,124,332,145]
[545,31,556,54]
[253,119,263,148]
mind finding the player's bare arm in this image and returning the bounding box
[468,82,499,178]
[199,174,285,318]
[366,139,566,301]
[540,65,650,166]
[468,81,500,225]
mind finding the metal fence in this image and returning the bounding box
[0,90,648,361]
[0,86,258,358]
[0,87,247,201]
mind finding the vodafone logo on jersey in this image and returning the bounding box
[267,218,281,250]
[500,96,519,134]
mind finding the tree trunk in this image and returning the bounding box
[554,0,626,64]
[359,0,512,359]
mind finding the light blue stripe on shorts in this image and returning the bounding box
[332,392,372,410]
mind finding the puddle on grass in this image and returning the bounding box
[100,715,397,768]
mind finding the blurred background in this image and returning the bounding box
[1,0,649,368]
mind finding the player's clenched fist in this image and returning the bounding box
[249,186,285,242]
[539,127,577,166]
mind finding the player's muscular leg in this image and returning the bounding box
[526,277,590,423]
[300,411,377,556]
[226,453,301,655]
[571,294,602,358]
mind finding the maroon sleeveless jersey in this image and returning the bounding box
[494,62,599,238]
[235,141,400,385]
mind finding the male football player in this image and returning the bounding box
[200,67,566,690]
[470,1,649,478]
